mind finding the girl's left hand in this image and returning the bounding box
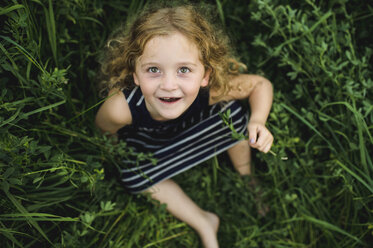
[247,121,273,153]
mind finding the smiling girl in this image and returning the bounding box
[95,4,273,248]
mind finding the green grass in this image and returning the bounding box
[1,0,372,247]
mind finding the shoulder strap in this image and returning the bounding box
[122,87,143,126]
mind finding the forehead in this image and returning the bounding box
[138,32,201,63]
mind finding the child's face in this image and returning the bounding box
[133,32,210,121]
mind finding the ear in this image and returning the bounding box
[201,68,211,87]
[133,72,140,86]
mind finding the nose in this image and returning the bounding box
[160,73,177,91]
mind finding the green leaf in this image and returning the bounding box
[1,181,10,192]
[8,178,22,185]
[3,167,15,179]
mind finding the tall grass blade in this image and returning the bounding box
[0,227,24,248]
[0,4,24,16]
[0,213,78,222]
[44,0,57,65]
[280,103,335,152]
[215,0,225,25]
[78,16,104,26]
[0,108,22,128]
[67,92,116,123]
[4,190,54,246]
[0,35,45,73]
[24,99,66,117]
[321,101,373,143]
[302,215,363,244]
[99,204,129,246]
[143,231,188,248]
[335,160,373,194]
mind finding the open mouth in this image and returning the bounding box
[159,97,181,103]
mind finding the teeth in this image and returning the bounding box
[160,97,179,102]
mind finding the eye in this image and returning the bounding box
[178,67,190,74]
[147,67,160,73]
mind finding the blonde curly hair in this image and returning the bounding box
[99,4,246,99]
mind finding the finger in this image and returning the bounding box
[248,125,258,146]
[263,142,272,153]
[263,134,274,153]
[255,131,265,148]
[256,130,273,152]
[254,127,269,147]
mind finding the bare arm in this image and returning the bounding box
[245,75,273,125]
[95,88,132,136]
[210,74,274,153]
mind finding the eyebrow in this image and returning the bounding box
[139,62,198,68]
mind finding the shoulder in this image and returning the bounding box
[209,74,271,104]
[95,88,132,134]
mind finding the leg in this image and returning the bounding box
[144,179,220,248]
[227,139,252,176]
[227,140,269,216]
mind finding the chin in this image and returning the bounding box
[158,111,184,121]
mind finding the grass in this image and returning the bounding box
[1,0,372,247]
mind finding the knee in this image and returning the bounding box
[142,179,176,202]
[227,139,250,154]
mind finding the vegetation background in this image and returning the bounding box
[1,0,372,247]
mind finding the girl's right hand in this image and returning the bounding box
[247,121,273,153]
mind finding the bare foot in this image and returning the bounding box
[199,211,220,248]
[246,176,269,217]
[205,211,220,234]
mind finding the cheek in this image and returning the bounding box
[181,81,202,97]
[139,84,153,95]
[137,78,158,96]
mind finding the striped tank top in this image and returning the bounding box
[118,86,248,193]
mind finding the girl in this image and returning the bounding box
[95,4,273,248]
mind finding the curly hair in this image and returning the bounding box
[98,4,246,99]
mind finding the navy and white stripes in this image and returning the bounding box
[117,87,248,193]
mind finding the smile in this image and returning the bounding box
[159,97,181,103]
